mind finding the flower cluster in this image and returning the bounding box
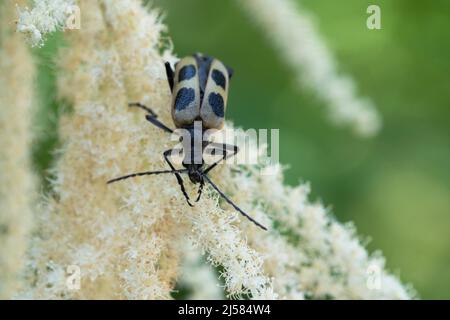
[4,0,413,300]
[16,0,76,46]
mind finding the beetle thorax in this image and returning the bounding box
[181,123,208,167]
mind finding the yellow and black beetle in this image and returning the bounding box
[108,53,266,230]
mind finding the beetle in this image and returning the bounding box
[107,53,267,230]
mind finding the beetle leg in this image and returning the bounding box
[195,179,204,202]
[163,148,193,207]
[204,143,239,175]
[129,102,174,134]
[225,65,234,79]
[164,62,175,93]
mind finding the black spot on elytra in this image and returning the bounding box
[175,88,195,111]
[178,65,196,82]
[208,93,224,117]
[211,69,226,89]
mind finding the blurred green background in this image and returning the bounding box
[34,0,449,299]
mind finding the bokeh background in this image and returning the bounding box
[33,0,449,299]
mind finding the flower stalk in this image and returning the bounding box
[0,0,35,299]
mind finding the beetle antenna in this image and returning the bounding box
[202,175,268,231]
[107,169,188,184]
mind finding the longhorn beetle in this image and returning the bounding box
[107,53,267,230]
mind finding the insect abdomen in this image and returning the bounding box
[200,59,230,129]
[171,56,201,127]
